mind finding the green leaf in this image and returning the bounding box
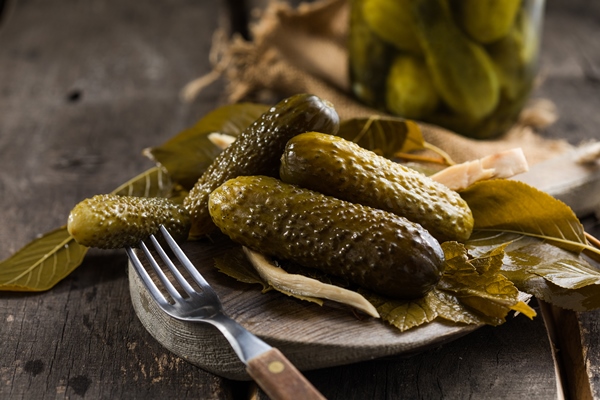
[426,289,484,325]
[0,227,88,291]
[145,102,269,189]
[467,232,600,310]
[214,247,268,290]
[0,167,174,292]
[360,242,534,331]
[438,242,535,325]
[361,291,436,332]
[337,116,425,157]
[460,180,588,253]
[111,166,173,198]
[505,274,600,312]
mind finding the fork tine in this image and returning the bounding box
[139,238,185,303]
[159,225,213,291]
[148,234,198,298]
[126,245,172,308]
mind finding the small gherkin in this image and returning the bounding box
[208,175,445,299]
[67,194,191,249]
[279,132,474,243]
[410,0,500,121]
[183,93,340,239]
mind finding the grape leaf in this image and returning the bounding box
[145,102,269,189]
[337,116,425,157]
[358,242,534,331]
[467,231,600,310]
[460,180,588,253]
[363,292,435,331]
[438,242,535,323]
[0,167,174,292]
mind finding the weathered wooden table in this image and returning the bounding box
[0,0,598,398]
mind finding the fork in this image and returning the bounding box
[126,225,326,400]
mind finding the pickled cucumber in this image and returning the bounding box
[280,132,474,242]
[67,194,191,249]
[362,0,421,54]
[385,55,439,119]
[349,0,393,109]
[410,0,500,121]
[453,0,521,44]
[488,6,540,100]
[183,93,339,239]
[208,175,445,299]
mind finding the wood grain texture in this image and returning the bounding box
[129,234,480,380]
[0,0,241,398]
[532,2,600,399]
[533,0,600,144]
[246,348,326,400]
[1,0,599,399]
[249,298,560,400]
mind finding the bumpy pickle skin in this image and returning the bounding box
[183,93,339,239]
[453,0,522,44]
[385,55,440,119]
[280,132,474,243]
[410,0,500,121]
[208,176,445,299]
[67,194,191,249]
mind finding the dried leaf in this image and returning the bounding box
[467,232,600,311]
[243,248,379,317]
[145,103,269,189]
[337,116,425,157]
[360,242,534,331]
[361,290,436,331]
[439,242,535,324]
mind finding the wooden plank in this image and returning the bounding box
[532,1,600,399]
[0,0,243,398]
[533,0,600,144]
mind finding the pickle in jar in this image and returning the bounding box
[410,0,500,122]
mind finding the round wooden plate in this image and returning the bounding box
[128,234,479,381]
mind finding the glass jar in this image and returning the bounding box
[349,0,545,139]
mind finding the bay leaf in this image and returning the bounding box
[0,227,88,291]
[337,116,425,157]
[111,166,173,198]
[460,180,588,253]
[145,102,269,189]
[0,166,175,292]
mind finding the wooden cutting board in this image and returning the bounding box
[129,144,600,381]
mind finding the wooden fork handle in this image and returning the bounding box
[246,348,326,400]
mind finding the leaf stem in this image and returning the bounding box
[475,228,600,257]
[584,232,600,263]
